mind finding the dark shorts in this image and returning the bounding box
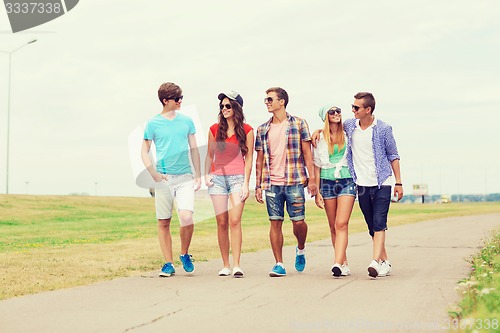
[265,184,305,222]
[357,185,391,237]
[320,178,357,199]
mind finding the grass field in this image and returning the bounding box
[1,194,500,300]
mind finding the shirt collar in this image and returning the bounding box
[263,112,291,132]
[355,116,377,129]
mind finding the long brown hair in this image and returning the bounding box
[323,115,345,154]
[216,99,248,155]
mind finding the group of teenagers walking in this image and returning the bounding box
[141,82,403,280]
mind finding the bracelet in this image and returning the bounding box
[255,185,261,190]
[395,183,403,186]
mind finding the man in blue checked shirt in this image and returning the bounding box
[344,92,403,278]
[312,92,403,279]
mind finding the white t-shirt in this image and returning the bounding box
[352,119,392,186]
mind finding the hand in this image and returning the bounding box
[307,182,318,197]
[255,188,264,204]
[153,172,168,182]
[315,193,324,209]
[240,185,249,202]
[311,129,322,148]
[193,177,201,191]
[205,174,214,187]
[394,185,403,201]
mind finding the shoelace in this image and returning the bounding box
[183,254,193,265]
[162,263,174,272]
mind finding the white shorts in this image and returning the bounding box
[154,174,194,221]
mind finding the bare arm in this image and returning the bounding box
[311,129,323,148]
[241,130,255,202]
[255,149,264,204]
[141,139,166,182]
[188,134,201,191]
[204,131,215,187]
[391,159,403,201]
[314,165,324,209]
[301,140,318,196]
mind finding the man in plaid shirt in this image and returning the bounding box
[255,87,317,277]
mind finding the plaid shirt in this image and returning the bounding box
[255,113,311,190]
[344,118,400,188]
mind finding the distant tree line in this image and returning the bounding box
[400,193,500,203]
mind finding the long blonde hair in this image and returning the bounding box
[322,117,345,155]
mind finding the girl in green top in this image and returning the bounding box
[313,104,357,277]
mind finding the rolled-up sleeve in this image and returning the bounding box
[384,126,400,162]
[313,146,321,167]
[255,127,263,151]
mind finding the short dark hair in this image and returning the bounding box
[266,87,289,108]
[354,92,376,113]
[158,82,182,106]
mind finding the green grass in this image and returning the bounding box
[1,194,500,301]
[449,232,500,332]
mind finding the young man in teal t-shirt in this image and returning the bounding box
[141,82,201,277]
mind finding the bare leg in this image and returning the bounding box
[228,192,244,267]
[178,210,194,254]
[334,195,355,264]
[269,220,284,263]
[373,230,386,261]
[381,247,388,261]
[158,218,173,262]
[323,199,338,261]
[292,220,308,250]
[211,195,230,268]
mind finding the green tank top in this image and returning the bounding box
[320,144,352,180]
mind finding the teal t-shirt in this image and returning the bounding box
[320,144,352,180]
[144,113,196,174]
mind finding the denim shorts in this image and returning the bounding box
[207,174,244,195]
[320,178,356,199]
[357,185,391,237]
[265,184,305,222]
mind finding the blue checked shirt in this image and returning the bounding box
[344,118,400,188]
[255,113,311,190]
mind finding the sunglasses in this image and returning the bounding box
[264,97,282,104]
[167,95,183,103]
[351,104,363,111]
[328,108,341,115]
[219,103,232,110]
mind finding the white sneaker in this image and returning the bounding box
[379,260,392,277]
[332,263,342,277]
[232,267,244,278]
[218,267,231,276]
[341,263,351,276]
[368,260,380,278]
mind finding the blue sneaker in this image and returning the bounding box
[179,253,195,273]
[269,264,286,277]
[159,262,175,277]
[295,248,306,272]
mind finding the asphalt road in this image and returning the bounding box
[0,214,498,333]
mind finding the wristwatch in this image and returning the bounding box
[255,185,261,190]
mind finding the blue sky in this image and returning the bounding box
[0,0,499,197]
